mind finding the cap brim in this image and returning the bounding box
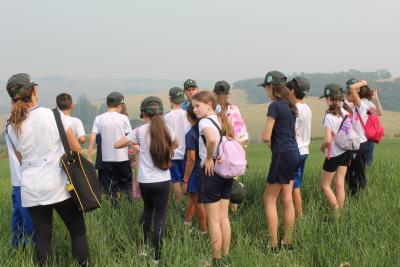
[257,82,266,87]
[319,95,326,99]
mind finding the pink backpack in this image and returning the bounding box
[356,109,384,144]
[207,118,247,179]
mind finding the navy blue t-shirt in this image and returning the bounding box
[184,125,201,177]
[267,98,298,154]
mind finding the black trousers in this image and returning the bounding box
[103,161,133,199]
[348,141,368,195]
[28,198,89,266]
[139,181,170,260]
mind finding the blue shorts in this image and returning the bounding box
[170,160,185,183]
[187,169,201,193]
[267,150,300,185]
[293,154,308,189]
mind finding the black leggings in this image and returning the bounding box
[348,141,368,195]
[28,198,89,266]
[139,181,170,260]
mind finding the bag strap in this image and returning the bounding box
[207,117,224,155]
[355,108,367,132]
[52,108,73,162]
[337,115,348,135]
[5,122,17,154]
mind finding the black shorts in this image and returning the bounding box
[323,151,351,172]
[267,150,300,184]
[198,168,233,204]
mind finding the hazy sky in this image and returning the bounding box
[1,0,399,82]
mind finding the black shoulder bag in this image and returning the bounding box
[52,109,102,212]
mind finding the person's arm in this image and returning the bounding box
[350,80,368,108]
[78,135,86,144]
[203,127,216,176]
[182,150,196,194]
[320,126,332,153]
[262,116,275,148]
[87,132,97,162]
[66,127,81,152]
[171,138,179,151]
[114,136,131,149]
[372,89,383,116]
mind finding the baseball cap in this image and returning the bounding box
[213,80,230,94]
[342,78,359,94]
[169,87,185,104]
[291,76,310,93]
[140,96,164,118]
[183,79,198,90]
[258,71,287,87]
[106,92,125,105]
[319,83,343,99]
[6,73,38,99]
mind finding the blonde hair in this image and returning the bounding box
[8,86,35,136]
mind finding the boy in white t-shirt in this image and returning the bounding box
[88,92,133,200]
[56,93,86,144]
[164,87,190,204]
[287,77,312,218]
[5,122,34,247]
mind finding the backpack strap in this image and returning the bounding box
[337,115,348,135]
[52,108,73,162]
[5,122,17,153]
[199,117,224,157]
[355,108,367,132]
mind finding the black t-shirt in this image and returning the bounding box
[267,98,298,154]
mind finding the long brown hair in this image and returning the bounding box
[148,113,173,170]
[326,95,344,117]
[8,86,35,136]
[192,91,234,138]
[270,84,298,117]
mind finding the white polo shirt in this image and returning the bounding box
[198,115,221,166]
[8,107,72,207]
[92,112,132,162]
[164,109,190,160]
[295,103,312,155]
[70,116,86,139]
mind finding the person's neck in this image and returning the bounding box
[62,109,72,116]
[295,99,305,104]
[206,111,216,117]
[171,103,181,110]
[28,98,38,109]
[107,108,120,112]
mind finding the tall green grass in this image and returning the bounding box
[0,139,399,266]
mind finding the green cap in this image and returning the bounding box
[291,76,310,93]
[319,83,343,99]
[6,73,38,99]
[213,80,230,94]
[140,96,164,118]
[343,78,359,93]
[258,71,287,87]
[183,79,197,90]
[169,87,185,104]
[106,92,125,105]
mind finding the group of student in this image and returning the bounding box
[4,70,382,266]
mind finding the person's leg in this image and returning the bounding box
[117,161,133,200]
[170,160,183,204]
[184,193,196,225]
[194,195,207,233]
[292,188,302,218]
[280,181,295,245]
[263,183,282,247]
[347,152,358,196]
[54,199,89,266]
[358,142,368,190]
[205,201,222,259]
[293,155,307,218]
[104,162,119,199]
[172,183,183,205]
[152,181,170,261]
[320,170,338,210]
[28,205,54,266]
[365,141,374,165]
[139,183,154,247]
[11,186,23,247]
[219,199,231,256]
[13,186,34,245]
[335,166,348,209]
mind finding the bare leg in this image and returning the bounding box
[219,199,231,256]
[320,170,338,210]
[292,188,303,218]
[205,202,222,259]
[280,181,295,245]
[263,183,282,247]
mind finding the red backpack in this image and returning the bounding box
[356,109,384,143]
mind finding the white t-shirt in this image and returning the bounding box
[352,99,376,143]
[323,108,349,158]
[92,112,132,162]
[198,115,222,166]
[164,109,190,160]
[127,123,175,183]
[70,116,86,139]
[295,103,312,155]
[5,125,22,186]
[8,107,72,207]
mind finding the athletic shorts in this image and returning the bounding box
[293,154,308,189]
[267,150,300,185]
[169,160,185,183]
[187,168,201,193]
[323,151,351,172]
[198,168,233,204]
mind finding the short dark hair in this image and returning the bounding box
[286,81,306,100]
[56,93,73,110]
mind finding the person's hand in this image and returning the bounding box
[320,143,325,153]
[131,160,138,169]
[182,182,188,195]
[372,88,379,101]
[205,159,215,176]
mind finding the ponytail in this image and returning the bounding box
[326,95,344,117]
[9,87,35,136]
[218,110,234,139]
[271,84,298,117]
[149,114,173,170]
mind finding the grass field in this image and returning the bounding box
[1,139,400,266]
